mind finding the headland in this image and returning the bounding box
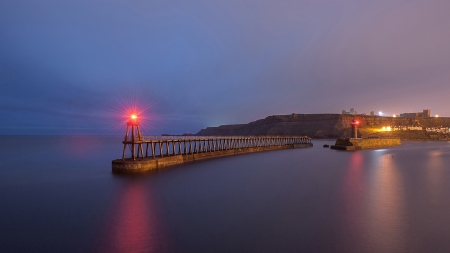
[197,114,450,140]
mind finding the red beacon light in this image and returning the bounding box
[127,114,139,126]
[351,119,360,125]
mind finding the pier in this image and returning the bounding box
[112,114,312,173]
[112,136,313,173]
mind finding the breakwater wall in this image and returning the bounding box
[113,136,313,173]
[112,143,312,173]
[330,138,401,150]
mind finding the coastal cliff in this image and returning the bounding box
[197,114,450,140]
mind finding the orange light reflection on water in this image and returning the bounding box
[366,152,406,252]
[340,151,408,252]
[426,150,444,206]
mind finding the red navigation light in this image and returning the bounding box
[355,120,359,125]
[127,114,139,126]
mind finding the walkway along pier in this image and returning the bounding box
[112,115,313,173]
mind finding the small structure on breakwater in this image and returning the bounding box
[112,115,313,173]
[331,119,401,150]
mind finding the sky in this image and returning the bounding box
[1,0,450,135]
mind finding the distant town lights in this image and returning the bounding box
[378,111,383,116]
[435,114,439,118]
[393,114,397,117]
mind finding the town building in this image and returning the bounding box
[342,108,357,115]
[400,109,430,118]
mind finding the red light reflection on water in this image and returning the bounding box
[112,183,152,252]
[96,181,168,253]
[66,135,101,158]
[342,151,365,204]
[341,152,365,219]
[339,152,366,250]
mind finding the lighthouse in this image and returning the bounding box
[351,119,359,138]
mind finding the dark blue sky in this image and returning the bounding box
[1,0,450,135]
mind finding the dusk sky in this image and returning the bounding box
[1,0,450,135]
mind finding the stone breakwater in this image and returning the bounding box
[112,143,313,173]
[330,138,401,150]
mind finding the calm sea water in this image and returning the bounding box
[1,136,450,252]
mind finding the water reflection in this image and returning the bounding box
[340,152,365,251]
[96,179,168,253]
[367,152,406,252]
[342,152,364,208]
[340,151,408,252]
[426,149,444,205]
[66,135,102,158]
[6,137,450,252]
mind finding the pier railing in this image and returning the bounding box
[122,136,312,160]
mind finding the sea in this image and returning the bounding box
[1,135,450,253]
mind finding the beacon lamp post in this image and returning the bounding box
[351,119,360,139]
[122,114,144,161]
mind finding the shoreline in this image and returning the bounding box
[312,138,450,141]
